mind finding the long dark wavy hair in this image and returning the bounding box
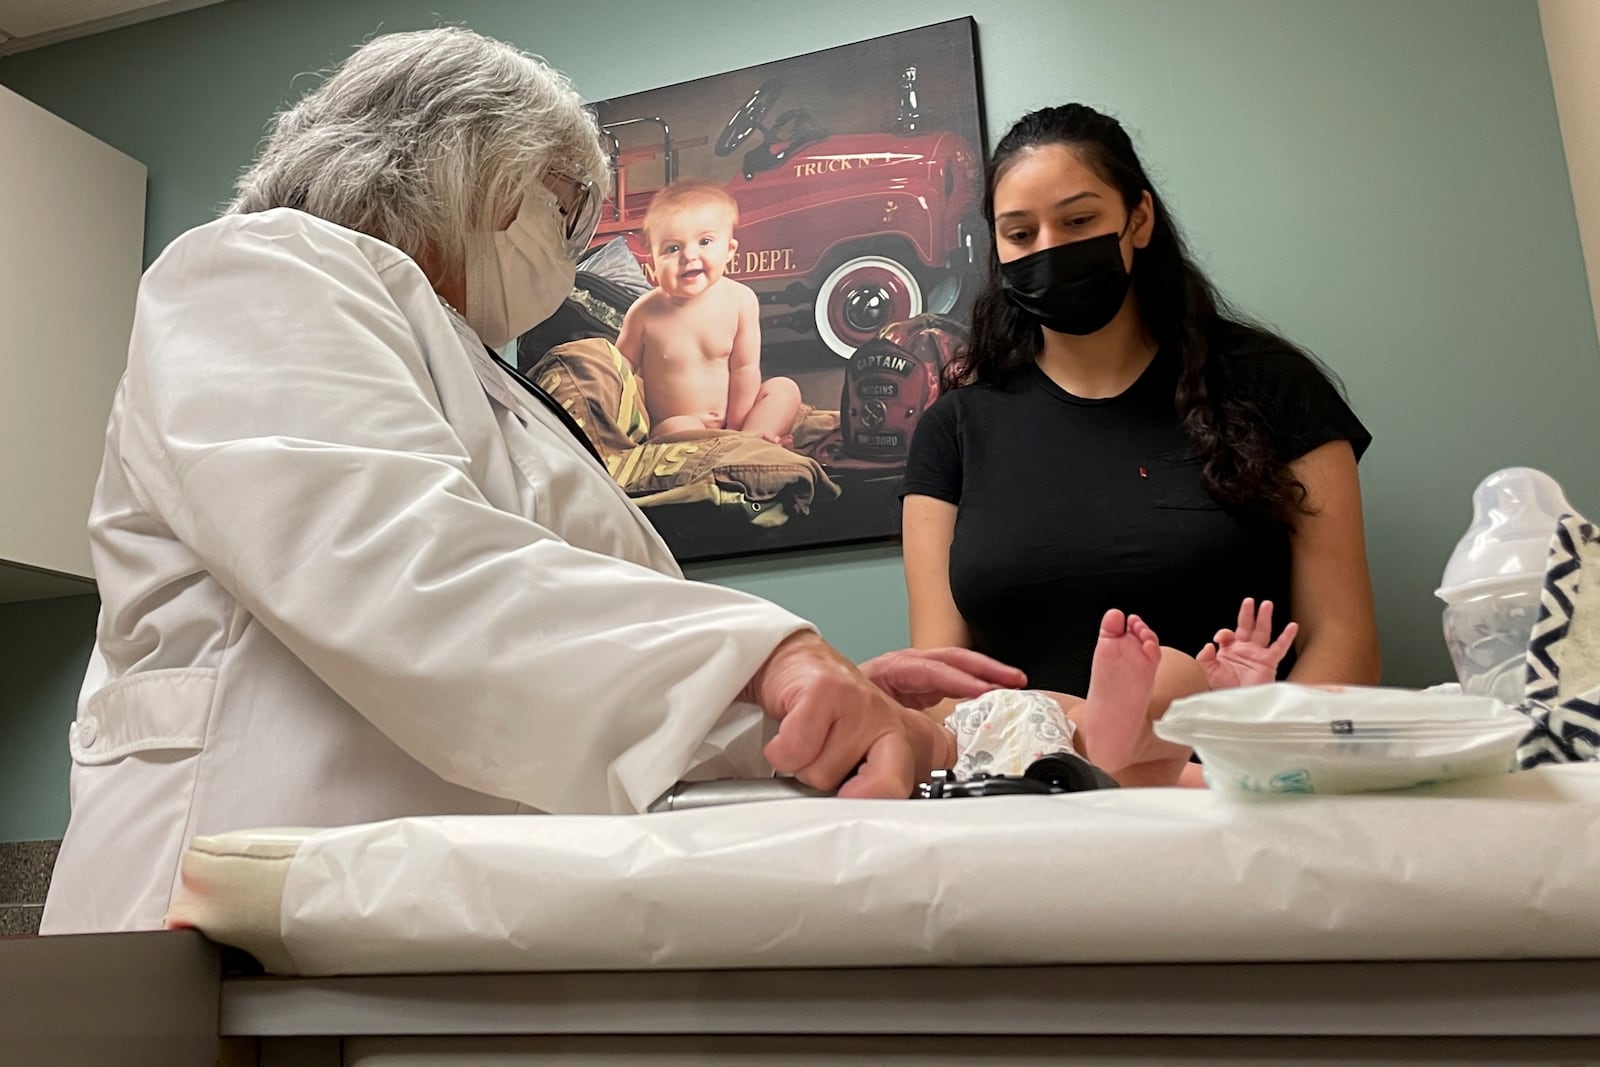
[947,103,1328,526]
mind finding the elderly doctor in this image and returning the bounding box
[42,28,1026,934]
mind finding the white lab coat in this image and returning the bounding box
[41,209,810,934]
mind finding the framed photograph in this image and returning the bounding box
[517,17,987,562]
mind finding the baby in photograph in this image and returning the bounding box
[617,180,801,445]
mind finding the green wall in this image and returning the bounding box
[0,595,97,841]
[3,0,1596,839]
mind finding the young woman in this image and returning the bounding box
[903,103,1381,780]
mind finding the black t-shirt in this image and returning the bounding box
[902,330,1370,697]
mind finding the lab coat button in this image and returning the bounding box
[76,716,100,747]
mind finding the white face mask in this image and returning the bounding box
[462,185,577,350]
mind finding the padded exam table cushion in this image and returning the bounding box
[168,764,1600,977]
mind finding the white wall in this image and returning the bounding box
[1541,0,1600,347]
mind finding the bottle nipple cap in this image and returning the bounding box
[1436,467,1572,601]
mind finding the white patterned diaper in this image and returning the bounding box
[949,689,1079,778]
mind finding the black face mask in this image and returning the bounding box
[998,230,1132,336]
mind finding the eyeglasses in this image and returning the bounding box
[542,167,601,261]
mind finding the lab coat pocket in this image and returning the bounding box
[70,668,217,765]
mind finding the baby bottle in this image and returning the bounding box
[1435,467,1573,704]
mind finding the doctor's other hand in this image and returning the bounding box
[856,646,1026,710]
[745,631,956,798]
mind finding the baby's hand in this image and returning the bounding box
[1196,598,1299,690]
[758,431,794,449]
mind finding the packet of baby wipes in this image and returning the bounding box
[1153,684,1530,795]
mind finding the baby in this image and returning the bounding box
[950,599,1299,788]
[617,180,801,444]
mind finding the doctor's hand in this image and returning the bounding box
[744,631,956,799]
[856,647,1026,710]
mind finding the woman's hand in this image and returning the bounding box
[744,632,956,797]
[857,646,1026,709]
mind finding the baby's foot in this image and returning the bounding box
[1080,610,1164,773]
[1196,598,1299,690]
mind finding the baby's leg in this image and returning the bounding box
[1049,643,1205,785]
[1082,618,1203,777]
[651,414,714,439]
[1120,649,1209,787]
[741,376,802,445]
[1075,611,1160,775]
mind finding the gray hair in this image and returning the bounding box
[228,27,607,276]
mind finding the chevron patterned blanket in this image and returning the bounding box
[1517,513,1600,766]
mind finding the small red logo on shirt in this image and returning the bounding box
[1138,467,1148,478]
